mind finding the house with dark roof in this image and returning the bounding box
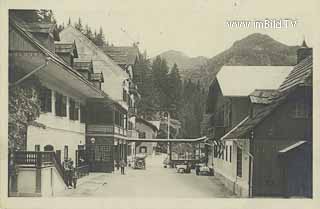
[59,26,141,172]
[9,16,108,196]
[103,45,139,75]
[205,43,312,198]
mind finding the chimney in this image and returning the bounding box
[297,40,312,63]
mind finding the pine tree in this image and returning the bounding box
[74,17,83,32]
[167,63,182,118]
[94,27,106,47]
[84,24,94,41]
[10,9,41,22]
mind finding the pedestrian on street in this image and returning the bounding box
[72,165,78,189]
[68,158,74,189]
[63,158,73,189]
[116,160,120,171]
[120,159,126,175]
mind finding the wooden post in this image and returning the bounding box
[35,152,42,194]
[169,142,172,161]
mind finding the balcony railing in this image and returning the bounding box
[12,151,89,182]
[87,124,127,136]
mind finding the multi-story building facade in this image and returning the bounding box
[8,16,107,196]
[205,43,313,198]
[205,65,293,197]
[60,26,140,172]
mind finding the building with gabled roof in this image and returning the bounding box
[59,26,141,172]
[9,16,109,196]
[206,44,312,198]
[217,66,293,97]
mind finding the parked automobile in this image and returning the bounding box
[134,154,146,169]
[195,163,214,176]
[176,162,191,174]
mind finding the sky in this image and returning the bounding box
[6,0,318,58]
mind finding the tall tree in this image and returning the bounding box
[74,17,83,32]
[151,56,170,111]
[10,9,56,23]
[94,26,106,47]
[84,24,94,41]
[167,63,182,118]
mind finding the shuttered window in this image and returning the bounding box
[39,86,52,112]
[236,147,242,177]
[69,98,79,121]
[80,104,86,123]
[225,145,228,161]
[229,145,232,162]
[55,92,67,117]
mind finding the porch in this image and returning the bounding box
[8,151,89,197]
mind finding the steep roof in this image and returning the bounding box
[224,56,312,139]
[103,46,139,66]
[278,56,313,92]
[60,26,128,78]
[12,16,60,41]
[217,66,293,96]
[9,17,108,99]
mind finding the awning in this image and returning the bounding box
[220,116,249,140]
[278,141,307,154]
[127,136,207,143]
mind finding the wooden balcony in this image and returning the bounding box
[86,124,127,136]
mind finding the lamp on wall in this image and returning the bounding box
[90,137,96,144]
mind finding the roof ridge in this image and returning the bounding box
[63,26,128,78]
[10,17,107,98]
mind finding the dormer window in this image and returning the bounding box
[90,72,104,90]
[55,41,78,67]
[73,61,93,80]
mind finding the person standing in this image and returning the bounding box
[72,165,78,189]
[63,158,72,188]
[120,159,126,175]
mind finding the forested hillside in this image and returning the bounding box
[133,53,207,138]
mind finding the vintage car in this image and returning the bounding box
[134,154,146,169]
[176,162,191,174]
[195,163,214,176]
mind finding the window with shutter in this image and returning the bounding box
[225,145,228,161]
[229,145,232,162]
[39,86,52,113]
[237,147,242,177]
[80,104,86,123]
[69,98,79,121]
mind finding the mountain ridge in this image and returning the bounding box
[153,33,300,88]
